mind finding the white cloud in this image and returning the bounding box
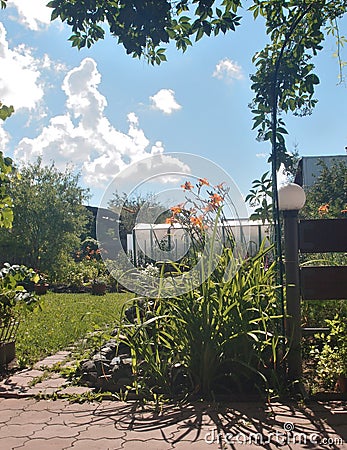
[151,141,165,155]
[14,58,187,188]
[8,0,52,30]
[150,89,182,115]
[0,23,44,110]
[0,126,10,152]
[256,153,267,158]
[277,163,289,187]
[213,58,243,83]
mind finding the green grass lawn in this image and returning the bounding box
[16,291,134,366]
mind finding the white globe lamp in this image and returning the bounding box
[278,183,306,211]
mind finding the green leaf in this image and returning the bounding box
[0,104,14,121]
[195,27,204,41]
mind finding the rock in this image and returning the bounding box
[80,360,96,372]
[92,352,107,361]
[100,346,115,359]
[94,360,111,376]
[116,343,131,356]
[107,340,117,349]
[112,361,132,381]
[120,357,132,366]
[113,377,132,391]
[110,356,121,366]
[79,371,98,387]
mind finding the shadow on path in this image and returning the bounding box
[91,399,346,449]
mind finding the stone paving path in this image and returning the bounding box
[0,351,92,398]
[0,353,346,449]
[0,396,346,449]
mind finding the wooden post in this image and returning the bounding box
[283,210,302,382]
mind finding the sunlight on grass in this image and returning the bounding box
[16,292,133,366]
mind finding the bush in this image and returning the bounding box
[308,317,347,391]
[0,263,38,327]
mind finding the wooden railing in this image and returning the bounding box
[283,216,347,385]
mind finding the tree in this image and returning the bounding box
[0,159,90,278]
[300,159,347,219]
[47,0,241,64]
[108,191,168,235]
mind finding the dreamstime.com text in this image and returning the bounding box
[204,422,344,446]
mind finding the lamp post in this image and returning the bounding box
[278,183,306,385]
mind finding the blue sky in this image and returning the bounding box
[0,1,346,209]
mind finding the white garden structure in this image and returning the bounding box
[130,220,271,267]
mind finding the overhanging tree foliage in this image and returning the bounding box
[47,0,346,171]
[47,0,242,63]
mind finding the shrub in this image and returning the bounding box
[309,317,347,391]
[0,263,38,326]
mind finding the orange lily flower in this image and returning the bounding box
[165,216,176,225]
[170,205,182,215]
[190,215,204,228]
[318,203,329,215]
[215,182,226,190]
[209,193,223,206]
[181,181,193,191]
[198,178,209,186]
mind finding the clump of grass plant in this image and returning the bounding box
[115,179,284,401]
[116,245,283,401]
[15,292,133,367]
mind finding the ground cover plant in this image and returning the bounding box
[15,292,133,367]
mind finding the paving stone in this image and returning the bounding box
[0,436,29,448]
[71,438,124,449]
[0,397,36,409]
[58,386,93,396]
[33,352,71,370]
[32,424,82,439]
[172,440,226,449]
[0,422,45,438]
[78,424,127,440]
[7,409,55,425]
[19,437,76,449]
[61,402,100,414]
[24,387,61,396]
[0,370,53,396]
[27,399,66,412]
[0,408,21,425]
[11,369,44,379]
[49,412,94,427]
[27,376,67,390]
[122,440,173,450]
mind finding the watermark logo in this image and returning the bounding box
[204,422,344,446]
[96,153,249,297]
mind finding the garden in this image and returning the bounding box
[0,157,346,403]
